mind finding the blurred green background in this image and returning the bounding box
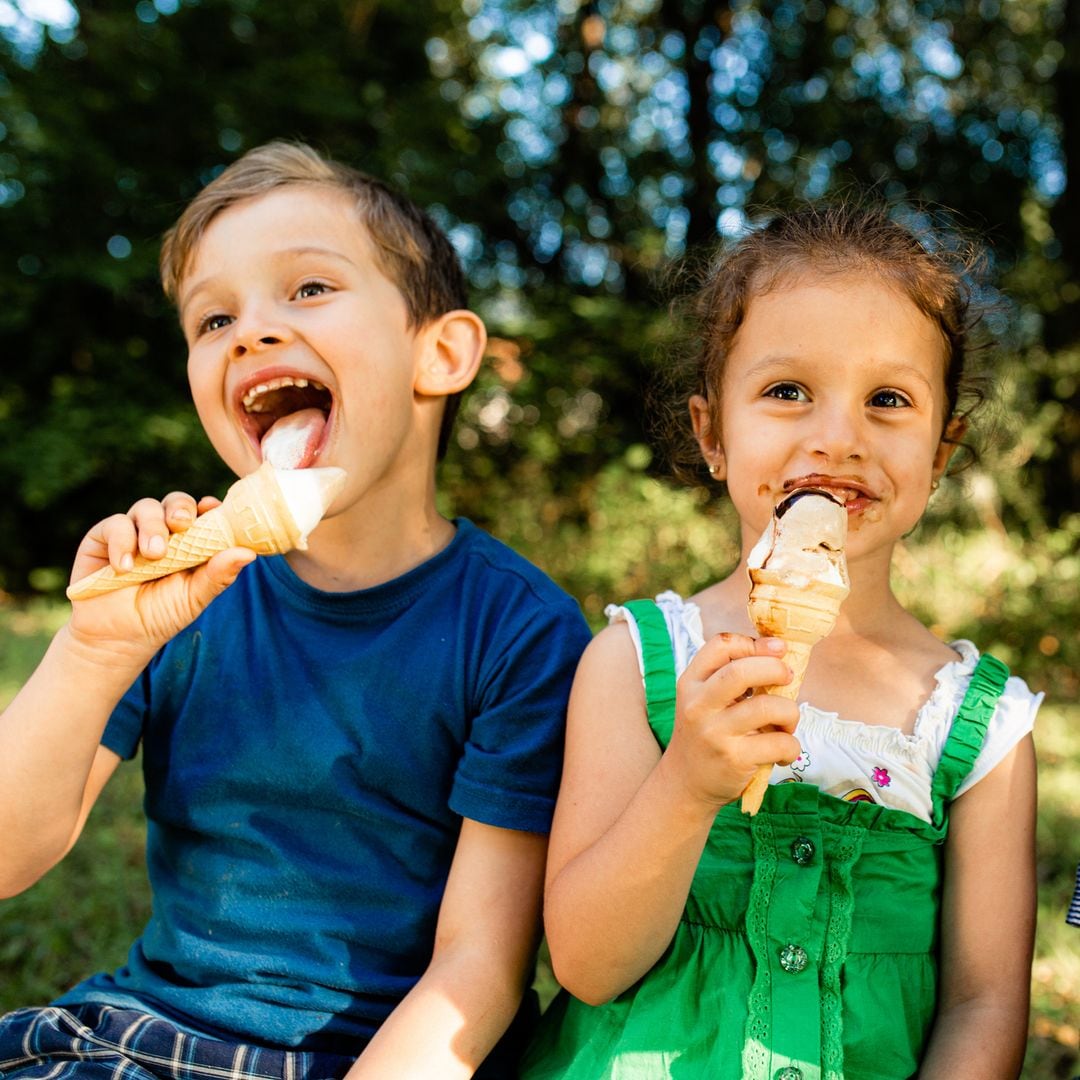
[0,0,1076,1075]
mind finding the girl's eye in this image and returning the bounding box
[764,382,809,402]
[295,280,330,299]
[870,388,912,408]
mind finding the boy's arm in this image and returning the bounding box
[0,493,254,897]
[918,734,1037,1079]
[345,819,547,1079]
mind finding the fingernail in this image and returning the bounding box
[763,638,785,652]
[120,553,134,571]
[147,536,166,557]
[172,509,192,524]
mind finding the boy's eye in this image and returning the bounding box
[764,382,809,402]
[199,313,233,335]
[870,388,912,408]
[295,280,330,299]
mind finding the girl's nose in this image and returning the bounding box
[808,404,866,463]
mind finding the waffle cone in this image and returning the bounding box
[67,463,302,601]
[740,570,848,815]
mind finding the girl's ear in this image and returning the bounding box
[414,310,487,397]
[689,393,726,481]
[933,415,968,478]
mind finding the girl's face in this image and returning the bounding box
[691,271,960,566]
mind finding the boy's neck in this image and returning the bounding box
[283,492,457,593]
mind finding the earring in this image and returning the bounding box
[708,464,719,476]
[930,478,940,491]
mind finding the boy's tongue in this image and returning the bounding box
[260,408,326,470]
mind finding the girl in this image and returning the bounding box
[521,205,1040,1080]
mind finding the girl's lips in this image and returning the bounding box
[782,474,877,511]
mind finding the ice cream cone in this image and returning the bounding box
[740,488,850,815]
[67,463,345,601]
[741,570,849,814]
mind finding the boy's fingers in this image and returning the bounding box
[196,495,221,515]
[100,513,139,572]
[161,492,198,531]
[127,497,171,560]
[72,514,134,579]
[190,549,257,604]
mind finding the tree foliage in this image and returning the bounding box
[0,0,1077,599]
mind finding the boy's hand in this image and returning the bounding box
[662,633,800,810]
[67,491,255,661]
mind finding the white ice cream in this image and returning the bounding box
[747,490,849,589]
[274,466,346,544]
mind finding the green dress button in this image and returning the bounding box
[779,943,809,973]
[790,836,815,865]
[774,1069,803,1080]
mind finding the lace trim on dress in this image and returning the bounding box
[820,822,867,1080]
[741,813,779,1079]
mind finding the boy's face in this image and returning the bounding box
[178,185,428,499]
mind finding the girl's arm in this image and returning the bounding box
[344,819,547,1079]
[918,734,1037,1079]
[542,624,799,1005]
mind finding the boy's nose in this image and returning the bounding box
[229,332,286,363]
[228,305,293,362]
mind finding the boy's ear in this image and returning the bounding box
[933,415,967,478]
[689,393,726,480]
[414,310,486,397]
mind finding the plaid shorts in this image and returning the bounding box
[0,1005,353,1080]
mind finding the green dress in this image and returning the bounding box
[521,598,1009,1080]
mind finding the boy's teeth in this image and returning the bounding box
[242,375,325,411]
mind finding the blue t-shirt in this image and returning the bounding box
[57,519,591,1059]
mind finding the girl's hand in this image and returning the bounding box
[662,633,800,810]
[67,491,255,663]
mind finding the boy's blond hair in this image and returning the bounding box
[161,141,471,458]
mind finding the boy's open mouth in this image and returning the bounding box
[240,375,334,469]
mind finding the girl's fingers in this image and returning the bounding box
[709,655,793,702]
[744,730,802,770]
[726,692,800,737]
[687,631,762,674]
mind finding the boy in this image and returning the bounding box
[0,142,592,1079]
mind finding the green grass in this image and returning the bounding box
[0,599,1076,1076]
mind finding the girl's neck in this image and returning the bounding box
[701,547,960,733]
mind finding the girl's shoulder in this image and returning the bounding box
[910,640,1042,799]
[605,590,705,677]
